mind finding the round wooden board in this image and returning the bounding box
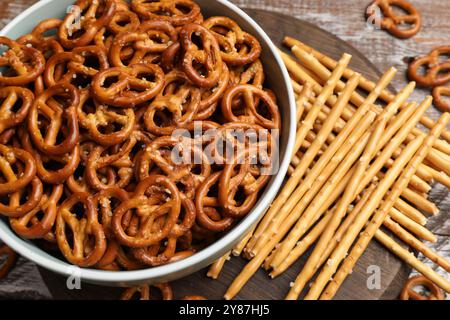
[39,9,411,300]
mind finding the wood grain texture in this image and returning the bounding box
[0,0,448,300]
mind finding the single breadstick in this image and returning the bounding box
[424,164,450,188]
[247,68,396,255]
[374,230,450,293]
[244,54,353,254]
[388,207,436,242]
[425,149,450,176]
[383,217,449,271]
[288,43,450,162]
[272,116,386,289]
[394,198,428,225]
[401,188,439,215]
[296,82,313,123]
[284,36,450,145]
[207,251,231,279]
[319,113,450,299]
[296,137,424,300]
[233,227,255,257]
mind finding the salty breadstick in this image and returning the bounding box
[423,164,450,188]
[288,43,450,162]
[296,82,313,123]
[233,227,255,257]
[383,217,449,272]
[247,68,396,255]
[295,137,424,300]
[388,207,436,242]
[374,230,450,293]
[394,198,428,225]
[319,113,450,299]
[269,94,429,269]
[244,54,353,254]
[207,251,231,279]
[272,115,386,289]
[283,36,450,145]
[401,187,439,215]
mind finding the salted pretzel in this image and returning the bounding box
[366,0,421,39]
[218,148,271,218]
[59,0,117,49]
[203,16,262,66]
[229,59,264,88]
[109,20,178,67]
[140,136,211,198]
[0,37,45,86]
[10,184,63,238]
[131,0,200,26]
[408,46,450,87]
[0,245,17,279]
[0,144,36,195]
[400,275,445,300]
[144,71,202,135]
[432,86,450,113]
[56,192,107,267]
[179,23,224,89]
[92,64,165,107]
[44,46,109,90]
[0,176,43,219]
[195,171,234,232]
[17,19,63,56]
[77,92,136,146]
[120,283,173,300]
[27,83,80,156]
[112,175,181,248]
[221,84,281,130]
[0,87,34,134]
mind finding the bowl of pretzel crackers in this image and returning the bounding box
[0,0,295,286]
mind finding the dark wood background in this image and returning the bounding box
[0,0,448,300]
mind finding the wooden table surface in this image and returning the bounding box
[0,0,448,299]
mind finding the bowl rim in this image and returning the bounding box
[0,0,296,285]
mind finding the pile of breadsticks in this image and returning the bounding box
[207,36,450,300]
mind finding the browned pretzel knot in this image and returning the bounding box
[144,72,201,135]
[0,37,45,86]
[91,64,165,107]
[109,20,178,67]
[17,19,64,57]
[203,16,262,66]
[132,197,196,266]
[400,275,445,300]
[366,0,421,39]
[140,136,211,199]
[56,192,107,267]
[44,46,109,90]
[112,175,181,248]
[0,176,43,219]
[120,283,173,300]
[432,86,450,113]
[219,148,271,218]
[131,0,201,27]
[221,84,281,130]
[59,0,117,49]
[10,184,63,239]
[179,23,224,89]
[408,46,450,87]
[92,186,129,238]
[85,131,148,190]
[77,91,136,146]
[27,83,80,156]
[0,144,36,195]
[229,59,264,88]
[195,171,234,232]
[0,86,34,134]
[108,8,140,35]
[0,245,17,279]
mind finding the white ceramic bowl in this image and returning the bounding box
[0,0,296,287]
